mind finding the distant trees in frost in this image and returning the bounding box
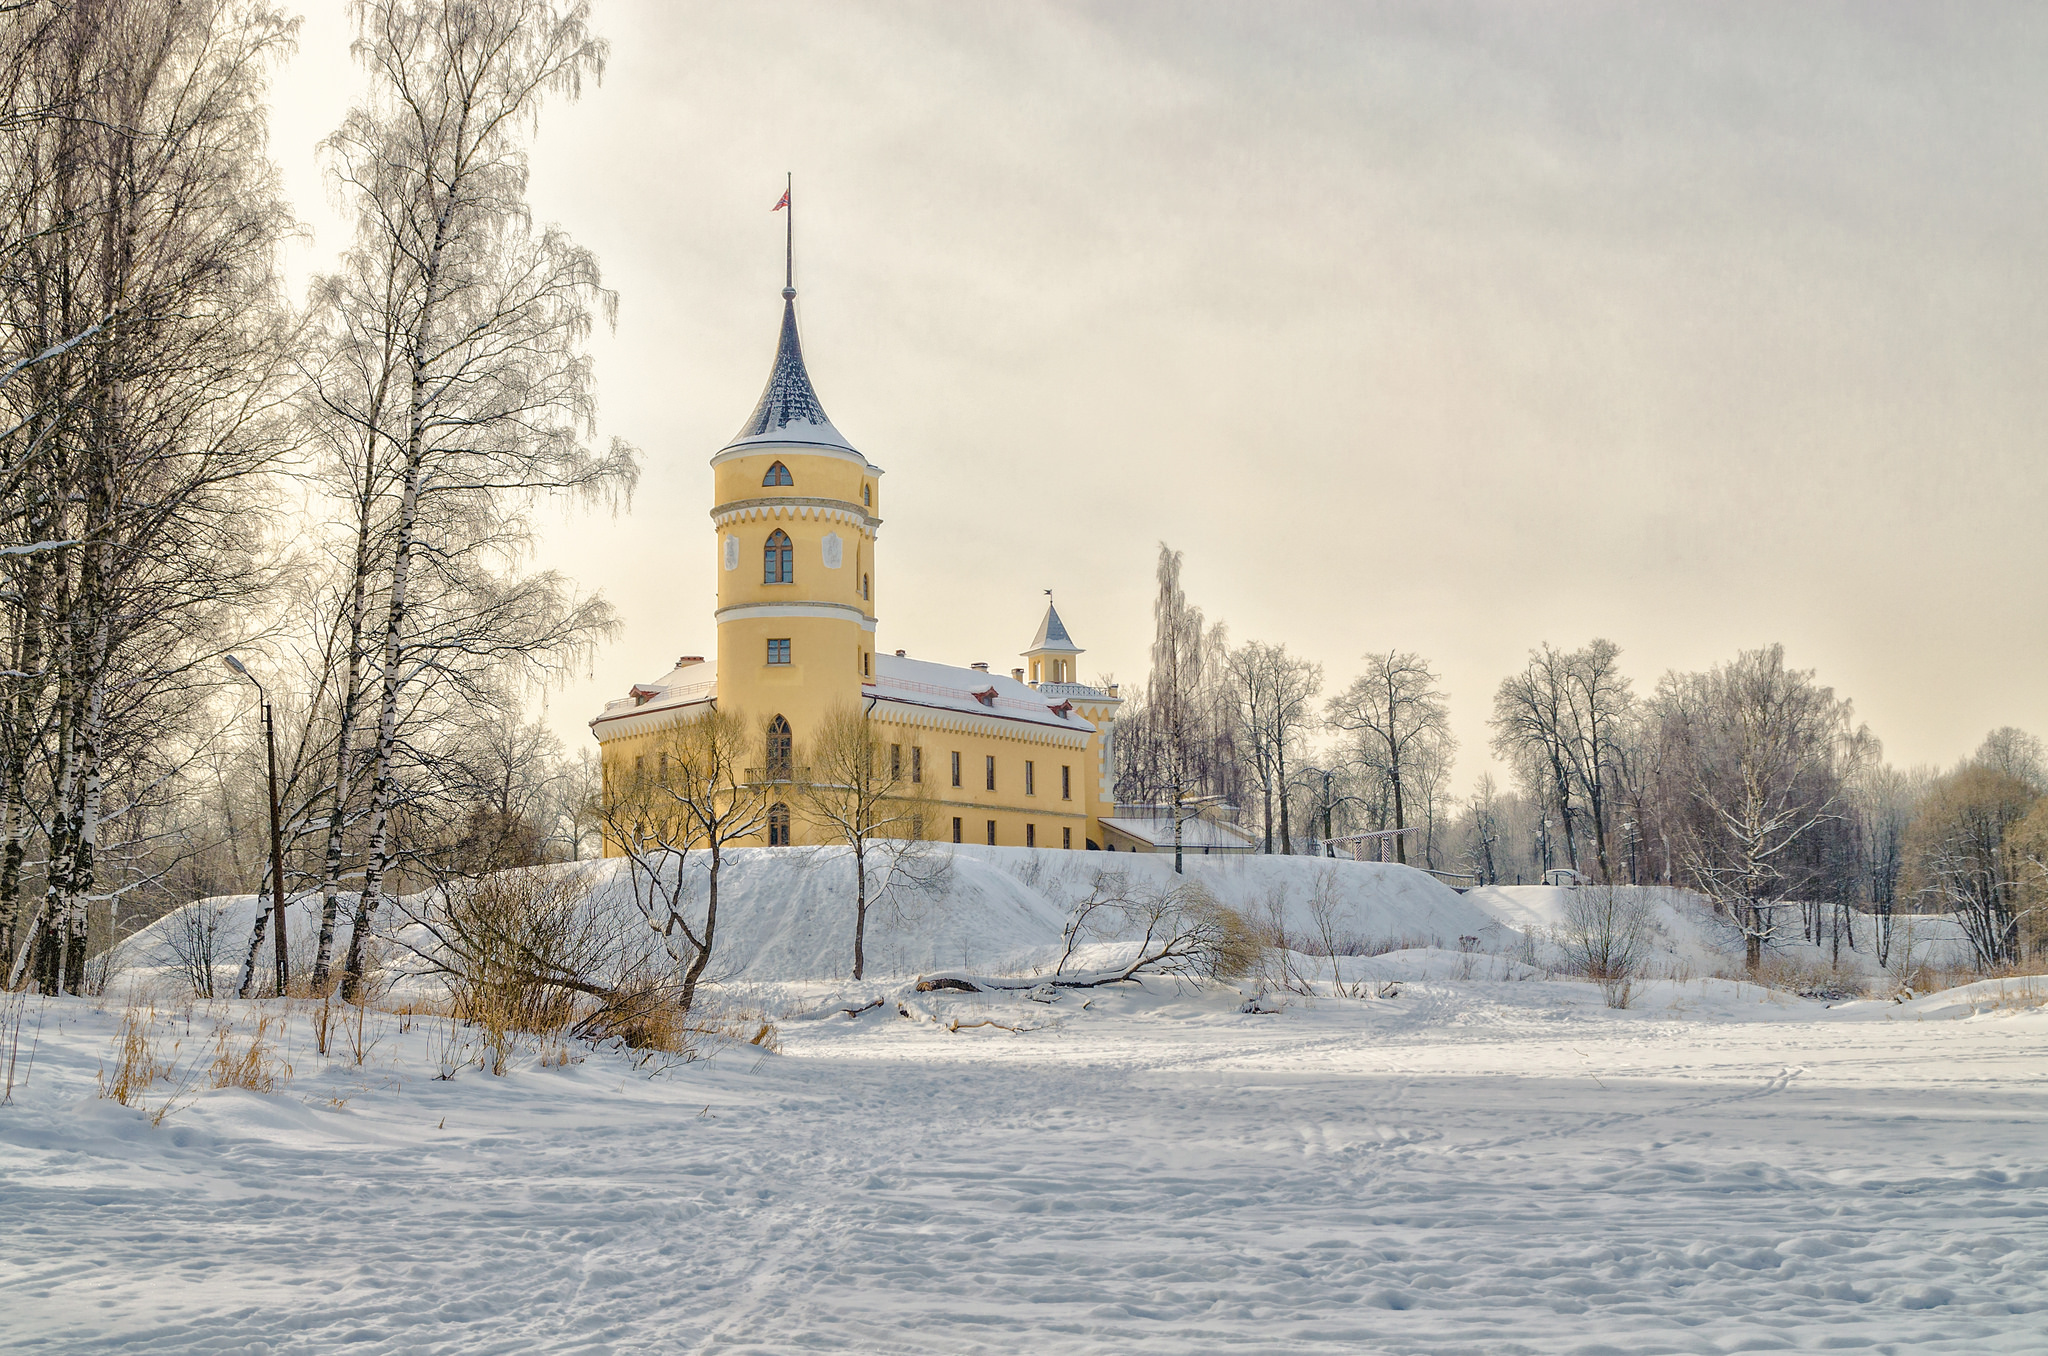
[1117,542,2047,975]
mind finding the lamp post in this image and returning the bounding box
[225,654,288,998]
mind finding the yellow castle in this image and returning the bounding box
[591,260,1125,851]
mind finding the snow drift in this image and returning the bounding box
[114,847,1505,992]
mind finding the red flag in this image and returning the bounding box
[772,189,789,212]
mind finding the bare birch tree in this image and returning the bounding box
[1,0,298,990]
[324,0,636,1001]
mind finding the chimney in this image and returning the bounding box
[1012,668,1025,683]
[971,662,989,673]
[1107,684,1120,698]
[676,655,704,667]
[894,649,905,658]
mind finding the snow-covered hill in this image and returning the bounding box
[1462,883,1977,979]
[114,847,1507,993]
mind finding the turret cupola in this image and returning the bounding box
[1024,596,1084,687]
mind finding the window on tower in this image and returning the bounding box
[767,803,791,846]
[762,461,793,487]
[861,573,869,601]
[862,483,871,506]
[766,638,790,665]
[764,530,793,584]
[766,715,792,781]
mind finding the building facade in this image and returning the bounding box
[591,269,1124,851]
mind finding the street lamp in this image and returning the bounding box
[1170,791,1227,875]
[225,654,288,998]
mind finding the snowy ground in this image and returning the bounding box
[5,968,2046,1354]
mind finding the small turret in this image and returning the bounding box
[1023,596,1083,687]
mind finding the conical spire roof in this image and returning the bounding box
[1027,599,1082,654]
[727,295,857,453]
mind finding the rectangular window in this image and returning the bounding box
[1025,761,1035,796]
[985,755,996,791]
[1062,765,1071,800]
[766,638,791,665]
[912,815,924,840]
[1062,826,1072,849]
[952,816,962,844]
[891,743,901,779]
[986,819,997,846]
[912,747,923,783]
[1026,823,1036,847]
[951,751,961,787]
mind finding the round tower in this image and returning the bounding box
[710,271,882,758]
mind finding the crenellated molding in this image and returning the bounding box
[711,497,881,535]
[589,695,717,743]
[866,696,1089,749]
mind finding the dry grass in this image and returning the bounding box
[208,1013,289,1093]
[99,1005,172,1108]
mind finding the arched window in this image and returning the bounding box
[766,714,792,781]
[767,802,791,846]
[762,461,793,487]
[861,573,870,601]
[763,529,793,584]
[862,482,871,507]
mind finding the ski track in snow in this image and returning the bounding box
[3,979,2045,1355]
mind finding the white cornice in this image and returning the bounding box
[716,601,878,631]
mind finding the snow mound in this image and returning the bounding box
[1464,883,1979,978]
[115,848,1506,991]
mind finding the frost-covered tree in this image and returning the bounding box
[1325,650,1453,867]
[1904,766,2038,970]
[1649,645,1868,972]
[1223,639,1321,854]
[0,0,298,990]
[321,0,637,1001]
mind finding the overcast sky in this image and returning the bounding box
[268,1,2048,791]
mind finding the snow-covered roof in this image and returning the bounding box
[723,296,862,457]
[1026,599,1081,654]
[869,654,1095,735]
[591,658,717,730]
[1100,816,1257,851]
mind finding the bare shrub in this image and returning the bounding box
[1087,876,1262,985]
[571,979,693,1054]
[167,902,229,998]
[1556,886,1656,1009]
[402,868,704,1070]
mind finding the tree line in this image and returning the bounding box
[1113,543,2048,972]
[0,0,629,997]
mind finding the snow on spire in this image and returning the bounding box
[728,292,857,452]
[1028,597,1082,655]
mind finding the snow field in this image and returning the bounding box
[4,970,2046,1354]
[16,852,2040,1353]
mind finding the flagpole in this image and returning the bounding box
[783,172,793,295]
